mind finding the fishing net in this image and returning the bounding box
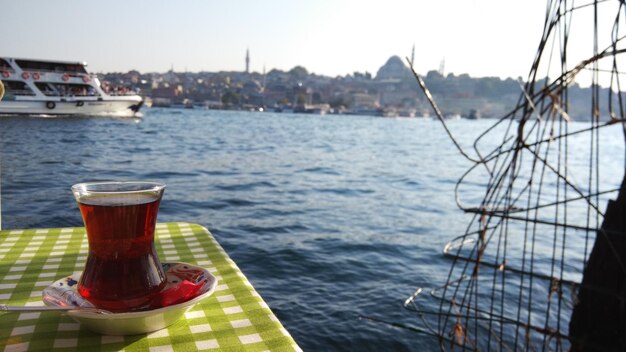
[405,1,626,350]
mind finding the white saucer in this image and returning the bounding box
[42,262,217,335]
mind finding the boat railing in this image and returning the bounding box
[40,92,98,98]
[1,70,92,84]
[18,66,87,74]
[106,91,139,97]
[13,68,90,78]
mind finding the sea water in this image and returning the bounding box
[1,109,623,351]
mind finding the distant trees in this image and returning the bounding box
[221,90,241,106]
[424,70,446,94]
[422,70,522,100]
[353,71,372,80]
[289,66,308,80]
[296,94,306,106]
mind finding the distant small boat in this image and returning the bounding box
[0,57,143,117]
[467,109,481,120]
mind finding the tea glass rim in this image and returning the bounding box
[71,181,166,195]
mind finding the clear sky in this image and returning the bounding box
[0,1,614,81]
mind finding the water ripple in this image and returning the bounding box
[3,110,613,351]
[215,181,277,191]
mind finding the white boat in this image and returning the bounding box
[0,57,143,117]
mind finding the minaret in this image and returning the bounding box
[262,65,266,90]
[411,44,415,65]
[439,57,446,76]
[245,48,250,74]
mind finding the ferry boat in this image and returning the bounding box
[0,57,143,117]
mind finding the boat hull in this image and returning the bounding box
[0,98,142,117]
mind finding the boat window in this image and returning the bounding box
[34,82,59,96]
[67,83,97,96]
[48,83,99,97]
[0,59,13,72]
[3,80,35,96]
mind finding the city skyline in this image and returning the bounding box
[2,1,619,83]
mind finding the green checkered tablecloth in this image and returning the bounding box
[0,222,301,351]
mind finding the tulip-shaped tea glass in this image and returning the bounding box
[72,181,166,312]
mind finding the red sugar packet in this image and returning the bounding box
[150,279,203,309]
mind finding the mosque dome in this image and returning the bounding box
[375,55,410,80]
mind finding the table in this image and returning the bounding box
[0,222,301,351]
